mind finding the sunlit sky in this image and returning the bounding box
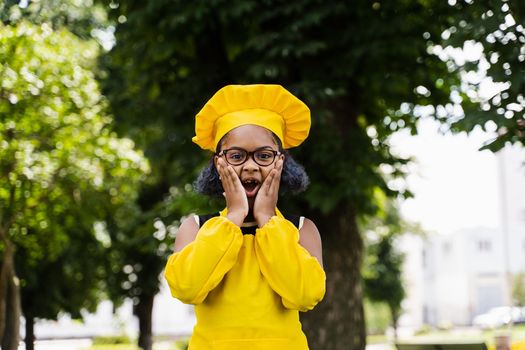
[389,118,501,234]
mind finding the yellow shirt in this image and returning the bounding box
[164,208,326,350]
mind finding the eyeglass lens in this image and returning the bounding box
[224,149,277,166]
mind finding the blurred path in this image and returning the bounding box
[367,343,395,350]
[18,339,93,349]
[17,339,182,349]
[17,338,392,349]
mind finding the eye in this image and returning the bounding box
[255,151,274,160]
[227,151,245,161]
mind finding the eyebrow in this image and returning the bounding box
[225,146,276,151]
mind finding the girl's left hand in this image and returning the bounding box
[253,158,284,227]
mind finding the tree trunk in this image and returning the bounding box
[301,204,366,350]
[0,241,21,350]
[1,254,21,350]
[0,254,8,342]
[0,240,12,340]
[390,305,399,342]
[24,312,35,350]
[134,293,155,350]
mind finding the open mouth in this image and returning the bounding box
[242,179,260,198]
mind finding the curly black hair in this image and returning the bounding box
[194,134,309,198]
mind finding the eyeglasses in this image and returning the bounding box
[217,147,281,166]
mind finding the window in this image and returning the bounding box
[478,240,492,252]
[442,242,452,255]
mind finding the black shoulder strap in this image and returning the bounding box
[284,214,301,229]
[198,212,220,228]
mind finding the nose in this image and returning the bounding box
[242,155,260,172]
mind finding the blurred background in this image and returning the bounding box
[0,1,524,350]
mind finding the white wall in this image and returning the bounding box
[398,235,424,328]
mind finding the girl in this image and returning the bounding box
[164,84,326,350]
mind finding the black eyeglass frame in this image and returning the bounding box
[216,147,281,167]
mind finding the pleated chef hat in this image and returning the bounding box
[192,84,311,151]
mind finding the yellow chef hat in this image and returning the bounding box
[192,84,311,151]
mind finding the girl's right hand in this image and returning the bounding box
[216,157,248,226]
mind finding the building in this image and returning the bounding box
[399,144,525,329]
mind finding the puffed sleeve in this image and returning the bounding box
[254,216,326,311]
[164,216,243,305]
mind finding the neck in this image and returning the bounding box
[245,211,256,223]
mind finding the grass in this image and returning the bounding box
[88,346,139,350]
[85,337,188,350]
[86,326,525,349]
[369,324,525,350]
[368,334,389,344]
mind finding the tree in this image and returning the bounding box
[362,194,419,339]
[440,0,525,151]
[100,2,461,349]
[0,21,148,350]
[102,188,215,350]
[364,235,405,339]
[0,0,109,40]
[17,223,108,350]
[3,3,216,350]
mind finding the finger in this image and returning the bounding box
[226,165,242,191]
[217,160,232,192]
[261,170,275,195]
[216,160,224,181]
[275,158,284,175]
[267,165,283,195]
[268,169,280,195]
[216,160,225,183]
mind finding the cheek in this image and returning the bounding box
[232,166,242,178]
[261,168,273,181]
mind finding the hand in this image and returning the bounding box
[216,157,249,226]
[253,158,283,227]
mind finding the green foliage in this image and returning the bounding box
[101,0,460,216]
[88,345,139,350]
[443,0,525,151]
[1,0,109,40]
[362,197,409,329]
[92,335,133,345]
[513,271,525,307]
[104,185,219,305]
[0,20,148,321]
[364,299,391,335]
[363,233,406,317]
[173,339,189,350]
[99,1,462,348]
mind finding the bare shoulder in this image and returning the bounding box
[299,218,321,240]
[173,214,200,252]
[298,217,323,267]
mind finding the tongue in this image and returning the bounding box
[243,183,258,192]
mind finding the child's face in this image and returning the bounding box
[215,124,284,202]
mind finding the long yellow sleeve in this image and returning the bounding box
[254,216,326,312]
[164,216,243,305]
